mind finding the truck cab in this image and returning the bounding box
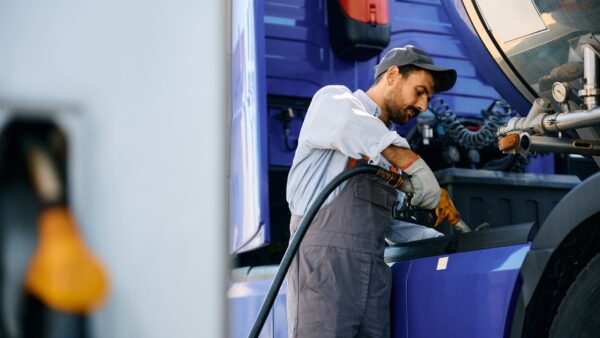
[229,1,600,337]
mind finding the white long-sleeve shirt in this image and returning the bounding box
[286,85,410,216]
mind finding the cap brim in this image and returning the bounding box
[415,64,457,92]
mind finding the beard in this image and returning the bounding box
[388,105,419,125]
[383,92,419,125]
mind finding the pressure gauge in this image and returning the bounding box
[551,82,569,103]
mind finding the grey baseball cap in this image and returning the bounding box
[374,45,457,92]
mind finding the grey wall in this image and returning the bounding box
[0,1,228,337]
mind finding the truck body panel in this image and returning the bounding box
[230,240,530,338]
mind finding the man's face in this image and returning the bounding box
[383,68,434,125]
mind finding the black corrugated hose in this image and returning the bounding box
[430,99,531,172]
[430,99,513,149]
[481,152,531,172]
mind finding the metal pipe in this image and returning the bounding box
[497,99,550,136]
[498,46,600,136]
[581,44,599,110]
[542,106,600,132]
[519,134,600,156]
[524,98,552,126]
[498,106,600,136]
[577,44,600,166]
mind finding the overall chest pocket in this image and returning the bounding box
[353,176,396,211]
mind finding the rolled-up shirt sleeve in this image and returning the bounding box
[300,86,409,166]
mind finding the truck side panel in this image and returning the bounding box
[390,244,529,338]
[228,278,287,337]
[230,243,529,337]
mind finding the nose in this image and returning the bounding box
[416,96,428,112]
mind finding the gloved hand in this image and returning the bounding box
[433,188,470,232]
[433,188,460,227]
[402,157,440,209]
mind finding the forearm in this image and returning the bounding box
[382,145,441,209]
[381,145,420,171]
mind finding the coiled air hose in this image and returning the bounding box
[430,99,512,149]
[430,99,531,172]
[248,165,408,338]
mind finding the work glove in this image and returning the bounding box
[402,157,440,210]
[433,188,471,233]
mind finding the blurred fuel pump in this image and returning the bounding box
[24,140,109,314]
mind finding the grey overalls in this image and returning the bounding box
[287,173,397,338]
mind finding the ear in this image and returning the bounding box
[386,66,400,86]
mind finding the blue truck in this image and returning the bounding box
[229,0,600,337]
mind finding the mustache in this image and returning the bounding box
[407,106,419,117]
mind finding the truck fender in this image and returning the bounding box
[510,171,600,337]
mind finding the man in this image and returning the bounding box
[286,46,457,337]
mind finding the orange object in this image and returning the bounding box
[24,141,110,314]
[24,206,109,314]
[338,0,389,25]
[399,154,420,171]
[499,134,520,152]
[434,188,462,227]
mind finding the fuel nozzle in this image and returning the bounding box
[375,167,470,233]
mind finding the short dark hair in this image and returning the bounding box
[372,64,423,86]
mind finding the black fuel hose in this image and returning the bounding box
[248,164,406,338]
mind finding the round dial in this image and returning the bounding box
[551,82,568,103]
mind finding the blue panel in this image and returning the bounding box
[264,0,513,168]
[441,0,532,114]
[389,260,411,337]
[272,284,289,338]
[264,0,504,110]
[525,154,555,175]
[268,106,305,167]
[264,0,380,98]
[228,279,275,338]
[390,244,529,338]
[230,0,271,253]
[228,279,288,338]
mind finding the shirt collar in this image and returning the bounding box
[353,89,378,116]
[353,89,395,130]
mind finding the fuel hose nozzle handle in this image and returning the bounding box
[374,167,471,233]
